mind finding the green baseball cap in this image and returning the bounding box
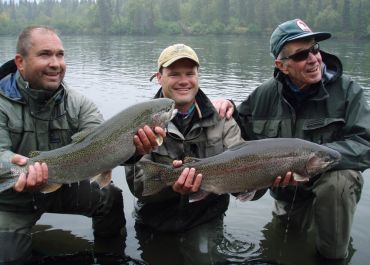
[270,19,331,58]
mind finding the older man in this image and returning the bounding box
[236,19,370,260]
[0,26,163,264]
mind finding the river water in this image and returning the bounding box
[1,34,370,265]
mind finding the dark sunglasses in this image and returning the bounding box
[280,43,320,62]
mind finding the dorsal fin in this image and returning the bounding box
[29,151,41,158]
[71,128,95,143]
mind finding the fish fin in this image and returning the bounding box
[183,156,201,164]
[91,171,112,188]
[71,128,95,143]
[227,142,249,151]
[29,151,41,158]
[40,183,63,193]
[189,190,211,202]
[155,134,163,146]
[292,173,309,182]
[139,160,169,196]
[237,190,257,202]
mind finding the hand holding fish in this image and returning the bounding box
[11,154,48,192]
[272,171,300,188]
[134,126,166,155]
[171,160,203,195]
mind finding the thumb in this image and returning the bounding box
[11,154,28,166]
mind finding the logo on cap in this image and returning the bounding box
[297,19,312,32]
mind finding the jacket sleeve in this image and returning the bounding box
[72,91,104,131]
[0,107,15,162]
[222,117,246,148]
[324,79,370,171]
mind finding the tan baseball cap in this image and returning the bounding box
[150,44,199,81]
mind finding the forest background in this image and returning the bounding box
[0,0,369,38]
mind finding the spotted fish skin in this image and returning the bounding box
[0,98,176,193]
[139,138,341,196]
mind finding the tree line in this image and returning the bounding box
[0,0,369,38]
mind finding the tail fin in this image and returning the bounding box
[138,159,171,197]
[0,162,17,192]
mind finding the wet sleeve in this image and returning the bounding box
[324,79,370,171]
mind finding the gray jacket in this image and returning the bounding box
[237,51,370,202]
[125,88,245,232]
[0,60,103,211]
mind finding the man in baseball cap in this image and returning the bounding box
[236,18,369,261]
[126,43,246,264]
[149,43,199,81]
[270,18,331,58]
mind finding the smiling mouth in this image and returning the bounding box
[307,65,319,73]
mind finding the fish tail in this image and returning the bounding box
[0,162,18,192]
[138,160,169,196]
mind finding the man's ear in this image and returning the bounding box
[156,72,162,85]
[14,54,24,72]
[275,59,289,75]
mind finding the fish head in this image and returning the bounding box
[306,147,341,176]
[151,98,177,125]
[150,98,177,145]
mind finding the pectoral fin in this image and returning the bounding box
[189,190,211,203]
[40,183,63,193]
[91,170,112,188]
[292,173,309,182]
[155,134,163,146]
[237,190,257,202]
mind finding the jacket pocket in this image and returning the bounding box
[303,118,345,144]
[252,120,281,138]
[8,120,24,151]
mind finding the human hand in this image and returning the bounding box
[134,125,166,155]
[172,160,202,195]
[11,154,48,192]
[211,99,234,119]
[272,171,299,188]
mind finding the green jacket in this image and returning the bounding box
[0,60,103,212]
[237,51,370,202]
[125,88,245,232]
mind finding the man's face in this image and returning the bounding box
[15,29,66,91]
[276,39,323,89]
[157,58,199,112]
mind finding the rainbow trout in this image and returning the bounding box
[0,98,176,193]
[139,138,341,197]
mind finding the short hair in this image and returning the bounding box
[16,26,58,56]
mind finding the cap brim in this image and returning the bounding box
[162,56,199,68]
[287,32,331,43]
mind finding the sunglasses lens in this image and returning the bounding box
[289,43,320,62]
[290,50,310,61]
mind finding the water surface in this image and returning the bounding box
[1,35,370,265]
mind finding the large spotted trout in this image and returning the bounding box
[0,98,176,193]
[139,138,341,197]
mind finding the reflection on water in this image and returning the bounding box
[1,35,370,265]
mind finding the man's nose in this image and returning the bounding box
[48,55,60,67]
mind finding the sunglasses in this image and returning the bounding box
[280,43,320,62]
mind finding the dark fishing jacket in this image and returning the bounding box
[236,51,370,202]
[0,59,104,212]
[125,88,245,232]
